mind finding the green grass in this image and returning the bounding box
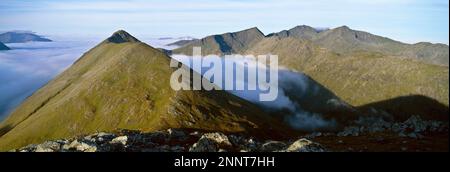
[0,41,291,151]
[246,37,449,120]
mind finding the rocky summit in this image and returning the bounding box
[104,30,141,43]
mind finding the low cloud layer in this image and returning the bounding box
[0,38,337,130]
[0,37,190,121]
[171,54,337,130]
[0,41,97,120]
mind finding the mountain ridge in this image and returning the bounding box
[270,25,449,66]
[0,31,52,43]
[0,30,290,151]
[246,35,449,107]
[104,30,141,43]
[267,25,324,40]
[173,25,448,66]
[172,27,265,55]
[173,25,449,120]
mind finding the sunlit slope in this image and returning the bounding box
[268,25,449,66]
[173,25,449,120]
[246,36,449,119]
[0,31,288,150]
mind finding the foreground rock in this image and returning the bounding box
[284,139,326,152]
[189,133,232,152]
[12,129,326,152]
[10,115,448,152]
[337,115,449,138]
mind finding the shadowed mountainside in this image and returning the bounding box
[246,36,449,108]
[0,42,9,50]
[173,25,449,119]
[358,95,449,121]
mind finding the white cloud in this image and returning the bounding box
[0,35,193,120]
[171,54,337,130]
[0,40,97,120]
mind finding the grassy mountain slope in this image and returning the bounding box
[0,30,289,151]
[268,25,449,66]
[172,27,265,55]
[246,36,449,120]
[173,26,448,119]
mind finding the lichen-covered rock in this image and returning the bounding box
[11,124,447,152]
[189,132,232,152]
[260,141,286,152]
[201,133,232,147]
[110,136,128,145]
[18,144,37,152]
[285,139,326,152]
[63,140,97,152]
[35,141,61,152]
[189,137,218,152]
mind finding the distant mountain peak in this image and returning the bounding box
[105,30,140,43]
[291,25,321,33]
[293,25,316,30]
[235,27,264,35]
[0,31,52,43]
[0,42,9,50]
[244,27,260,31]
[337,25,350,29]
[0,31,289,150]
[334,25,351,32]
[172,27,265,55]
[266,25,320,39]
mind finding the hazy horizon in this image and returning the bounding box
[0,0,449,44]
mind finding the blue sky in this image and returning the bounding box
[0,0,448,44]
